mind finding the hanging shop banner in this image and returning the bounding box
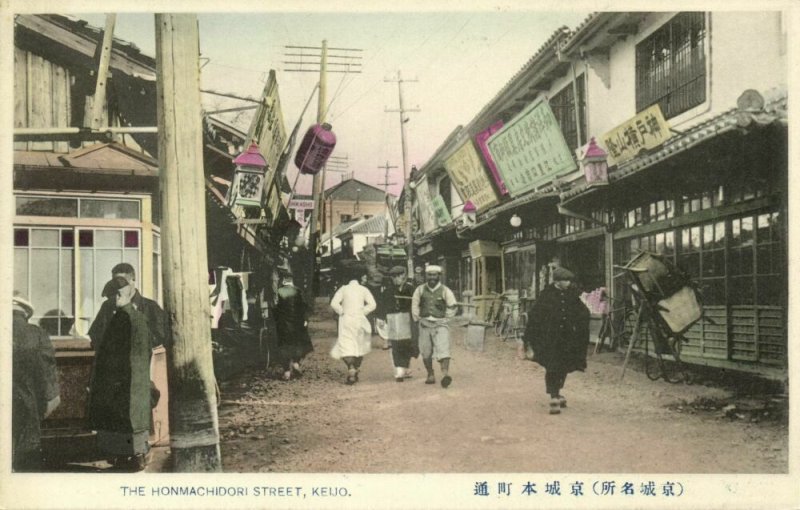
[600,104,672,167]
[474,120,508,196]
[444,139,499,212]
[486,98,577,196]
[431,195,453,228]
[415,179,437,234]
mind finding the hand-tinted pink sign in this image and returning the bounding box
[475,120,508,196]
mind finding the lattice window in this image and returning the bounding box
[550,74,587,153]
[636,12,707,118]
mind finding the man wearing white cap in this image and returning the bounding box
[12,292,60,471]
[411,265,457,387]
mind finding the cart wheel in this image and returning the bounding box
[644,353,663,381]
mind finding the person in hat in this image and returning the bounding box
[330,263,376,384]
[88,275,160,471]
[381,266,419,381]
[12,292,60,471]
[274,273,314,381]
[411,265,457,388]
[523,266,590,415]
[89,263,167,352]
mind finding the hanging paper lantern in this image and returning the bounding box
[294,123,336,175]
[229,143,268,208]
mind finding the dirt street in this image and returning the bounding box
[216,299,788,474]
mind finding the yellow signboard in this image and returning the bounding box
[444,140,499,212]
[600,104,672,167]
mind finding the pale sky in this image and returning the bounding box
[76,9,592,196]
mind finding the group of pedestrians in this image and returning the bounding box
[275,261,590,415]
[325,263,458,388]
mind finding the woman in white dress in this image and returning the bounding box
[330,265,376,384]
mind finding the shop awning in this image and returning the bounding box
[560,91,787,206]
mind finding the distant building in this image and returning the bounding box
[321,178,393,234]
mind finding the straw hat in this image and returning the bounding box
[12,291,34,319]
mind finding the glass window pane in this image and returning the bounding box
[80,199,140,220]
[679,253,700,278]
[14,248,29,297]
[703,224,713,247]
[714,221,725,248]
[30,249,59,324]
[122,251,140,280]
[730,276,754,305]
[691,226,701,250]
[741,217,754,246]
[95,230,122,248]
[757,213,771,243]
[61,250,74,317]
[757,275,781,305]
[757,245,771,274]
[79,230,94,247]
[31,230,59,247]
[16,196,78,217]
[61,230,74,247]
[14,229,29,247]
[124,230,139,248]
[663,231,675,255]
[97,249,124,286]
[153,233,160,253]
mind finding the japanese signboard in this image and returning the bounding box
[444,139,499,212]
[474,120,508,196]
[431,195,453,227]
[414,179,437,234]
[600,104,672,167]
[486,98,577,196]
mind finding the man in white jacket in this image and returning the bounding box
[330,265,376,385]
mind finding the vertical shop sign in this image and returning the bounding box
[600,104,672,167]
[431,195,453,227]
[486,98,577,196]
[415,179,437,234]
[444,140,499,212]
[475,120,508,195]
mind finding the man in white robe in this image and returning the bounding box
[330,266,376,384]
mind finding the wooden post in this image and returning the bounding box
[155,13,222,472]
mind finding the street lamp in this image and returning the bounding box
[582,137,609,186]
[510,213,522,228]
[229,142,268,208]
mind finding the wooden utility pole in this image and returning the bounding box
[284,42,362,295]
[155,13,221,472]
[377,161,398,241]
[385,71,420,274]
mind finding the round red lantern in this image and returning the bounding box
[294,123,337,175]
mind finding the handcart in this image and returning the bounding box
[617,251,704,383]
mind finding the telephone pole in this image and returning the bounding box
[377,161,398,241]
[385,71,420,274]
[155,13,221,472]
[284,42,362,295]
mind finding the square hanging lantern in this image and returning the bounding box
[229,142,268,208]
[582,137,609,186]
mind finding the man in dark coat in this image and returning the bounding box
[274,274,314,380]
[381,266,419,381]
[523,267,590,415]
[88,267,165,471]
[12,292,60,472]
